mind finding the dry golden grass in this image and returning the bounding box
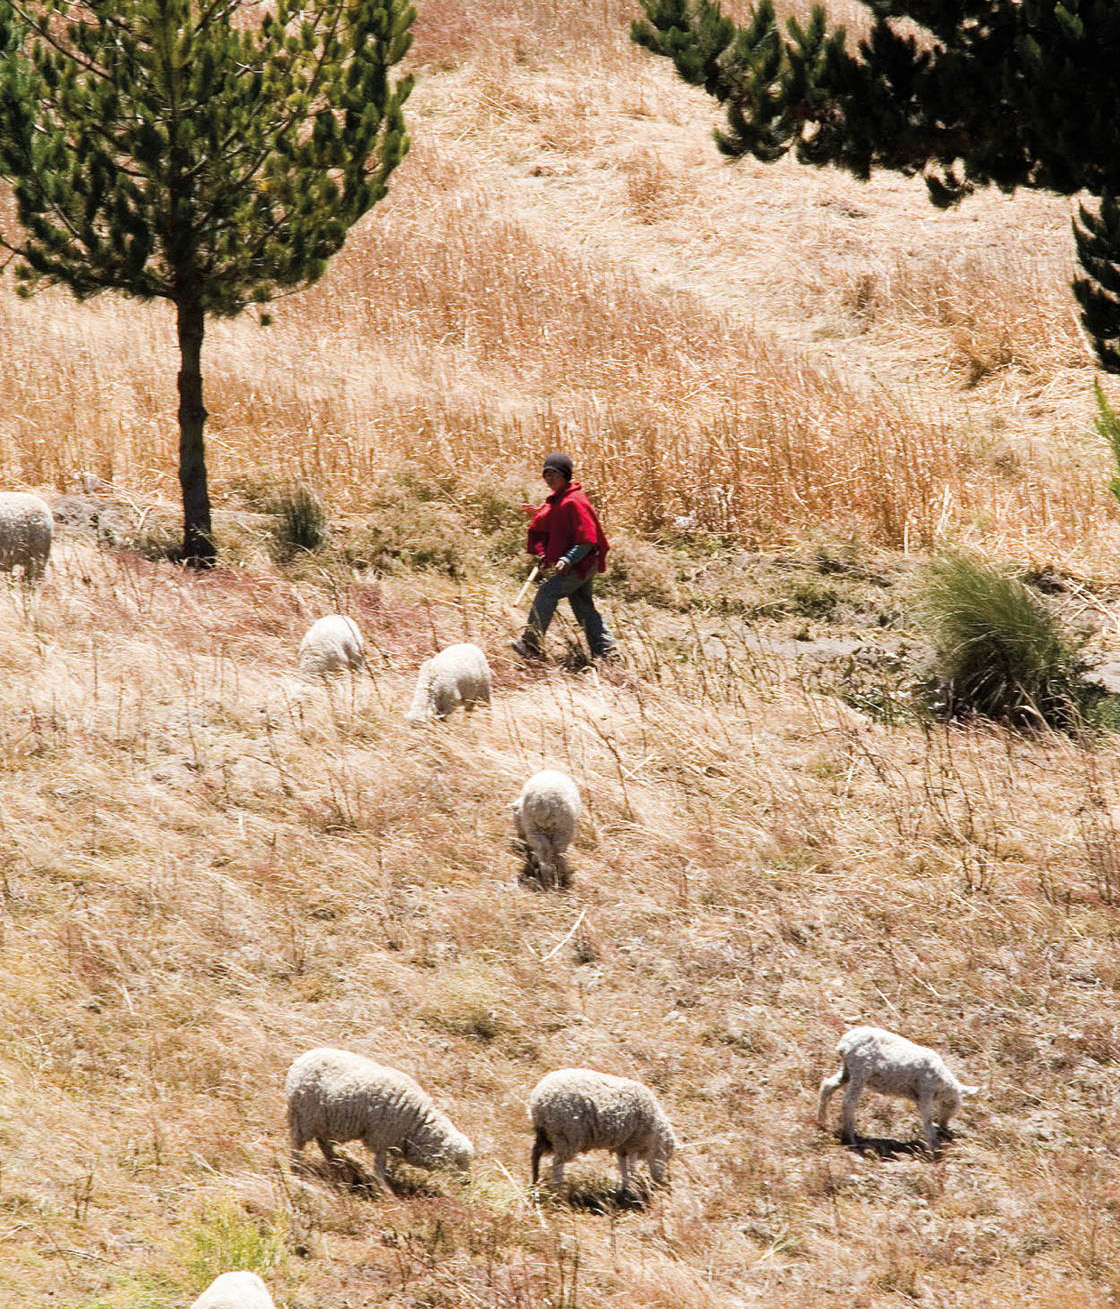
[4,3,1120,1307]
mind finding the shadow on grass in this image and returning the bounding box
[291,1152,444,1199]
[548,1180,652,1214]
[843,1132,951,1160]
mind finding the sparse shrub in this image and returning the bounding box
[232,473,329,559]
[346,494,468,576]
[602,534,681,607]
[182,1199,287,1287]
[787,577,840,620]
[914,551,1094,730]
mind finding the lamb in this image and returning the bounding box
[0,492,52,581]
[405,642,491,721]
[529,1068,676,1196]
[298,614,364,679]
[817,1025,979,1152]
[189,1271,276,1309]
[285,1047,473,1188]
[514,769,580,889]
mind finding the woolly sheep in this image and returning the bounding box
[817,1025,979,1152]
[286,1047,473,1188]
[0,492,52,581]
[529,1068,676,1194]
[189,1271,275,1309]
[405,642,491,721]
[298,614,364,679]
[514,769,580,889]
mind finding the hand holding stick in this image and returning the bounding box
[515,564,541,605]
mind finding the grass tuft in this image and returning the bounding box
[181,1199,288,1288]
[915,551,1094,730]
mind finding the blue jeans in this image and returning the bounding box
[526,571,616,656]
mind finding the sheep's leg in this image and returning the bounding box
[617,1152,632,1195]
[918,1092,939,1152]
[817,1064,848,1128]
[531,1130,548,1185]
[530,837,556,889]
[555,853,571,889]
[374,1152,391,1190]
[839,1079,863,1145]
[317,1136,340,1163]
[551,1158,566,1189]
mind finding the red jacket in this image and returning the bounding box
[527,482,610,577]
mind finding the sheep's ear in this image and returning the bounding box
[960,1084,980,1097]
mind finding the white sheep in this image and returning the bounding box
[0,492,52,581]
[529,1068,676,1195]
[514,770,580,889]
[286,1047,473,1188]
[189,1271,275,1309]
[817,1025,979,1152]
[405,642,491,721]
[298,614,364,679]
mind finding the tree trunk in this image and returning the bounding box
[175,296,215,566]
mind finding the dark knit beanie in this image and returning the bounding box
[542,451,573,481]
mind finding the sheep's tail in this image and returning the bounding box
[530,1128,548,1184]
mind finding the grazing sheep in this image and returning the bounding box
[286,1047,473,1188]
[405,642,491,721]
[298,614,364,679]
[529,1068,676,1195]
[189,1271,275,1309]
[0,492,52,581]
[514,770,580,889]
[817,1025,979,1152]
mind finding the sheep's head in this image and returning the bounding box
[936,1076,977,1120]
[404,1121,474,1172]
[649,1113,676,1183]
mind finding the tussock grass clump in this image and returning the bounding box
[267,483,329,559]
[916,551,1093,730]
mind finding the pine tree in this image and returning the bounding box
[0,0,414,564]
[632,0,1120,372]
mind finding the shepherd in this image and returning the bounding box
[511,452,618,662]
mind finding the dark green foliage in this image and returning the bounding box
[915,552,1093,731]
[0,0,414,562]
[1075,195,1120,372]
[632,0,1120,371]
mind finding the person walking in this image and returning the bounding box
[511,452,617,661]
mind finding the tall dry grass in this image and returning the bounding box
[0,1,1108,565]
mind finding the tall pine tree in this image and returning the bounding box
[632,0,1120,372]
[0,0,414,564]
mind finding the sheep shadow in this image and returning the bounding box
[513,840,572,891]
[291,1152,442,1199]
[544,1181,650,1214]
[843,1134,943,1161]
